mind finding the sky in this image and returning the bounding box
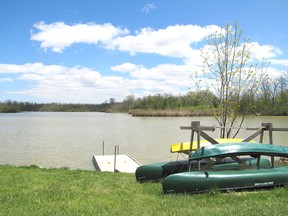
[1,0,288,104]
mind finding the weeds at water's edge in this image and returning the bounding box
[129,108,214,117]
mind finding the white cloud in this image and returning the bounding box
[109,25,221,62]
[249,42,282,60]
[266,67,287,78]
[20,22,288,103]
[142,3,156,13]
[111,62,197,81]
[0,63,194,103]
[110,62,144,73]
[0,77,13,83]
[31,22,129,53]
[269,59,288,66]
[30,21,286,68]
[31,22,221,62]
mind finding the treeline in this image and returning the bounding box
[0,91,215,114]
[131,90,216,110]
[117,73,288,116]
[1,73,288,116]
[251,74,288,115]
[0,101,112,113]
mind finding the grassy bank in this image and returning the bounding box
[1,165,287,216]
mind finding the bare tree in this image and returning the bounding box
[200,21,268,138]
[277,71,288,106]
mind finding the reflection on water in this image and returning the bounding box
[0,112,287,170]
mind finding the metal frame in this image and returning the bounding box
[181,121,288,171]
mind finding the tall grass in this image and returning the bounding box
[0,165,287,216]
[130,108,214,117]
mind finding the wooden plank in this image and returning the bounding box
[242,128,263,142]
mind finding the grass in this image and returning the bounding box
[1,165,288,216]
[129,108,214,117]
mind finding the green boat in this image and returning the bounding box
[192,142,288,159]
[136,138,256,183]
[162,143,288,194]
[135,157,269,183]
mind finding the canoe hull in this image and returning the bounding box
[135,160,188,183]
[135,158,270,183]
[163,167,288,194]
[192,143,288,160]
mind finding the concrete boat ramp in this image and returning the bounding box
[92,154,141,173]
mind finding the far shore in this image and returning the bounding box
[129,109,215,117]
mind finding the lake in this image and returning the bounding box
[1,112,288,170]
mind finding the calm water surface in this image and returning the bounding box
[0,112,288,170]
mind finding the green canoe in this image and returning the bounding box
[136,139,260,183]
[136,158,270,183]
[163,167,288,194]
[192,142,288,160]
[162,143,288,194]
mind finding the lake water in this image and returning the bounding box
[1,112,288,170]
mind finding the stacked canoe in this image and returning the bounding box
[136,138,253,183]
[163,143,288,194]
[136,140,288,194]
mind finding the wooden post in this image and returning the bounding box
[197,129,201,171]
[182,121,216,171]
[188,121,196,171]
[189,121,199,153]
[114,145,117,172]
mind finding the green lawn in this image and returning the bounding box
[0,165,287,216]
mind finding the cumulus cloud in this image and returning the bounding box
[31,21,283,66]
[109,25,221,62]
[31,22,129,53]
[249,42,282,60]
[111,62,198,82]
[0,63,113,102]
[30,22,221,61]
[0,63,192,103]
[110,62,144,73]
[25,21,288,103]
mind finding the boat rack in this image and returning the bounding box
[181,121,288,171]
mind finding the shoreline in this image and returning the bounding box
[129,109,214,117]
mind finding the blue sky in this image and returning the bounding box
[1,0,288,103]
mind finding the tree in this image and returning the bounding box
[199,21,268,138]
[277,71,288,106]
[109,98,116,105]
[121,94,135,111]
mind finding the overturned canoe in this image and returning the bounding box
[136,160,188,183]
[135,157,269,183]
[192,142,288,160]
[162,143,288,194]
[163,167,288,194]
[136,139,255,183]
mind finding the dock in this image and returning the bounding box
[92,154,140,173]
